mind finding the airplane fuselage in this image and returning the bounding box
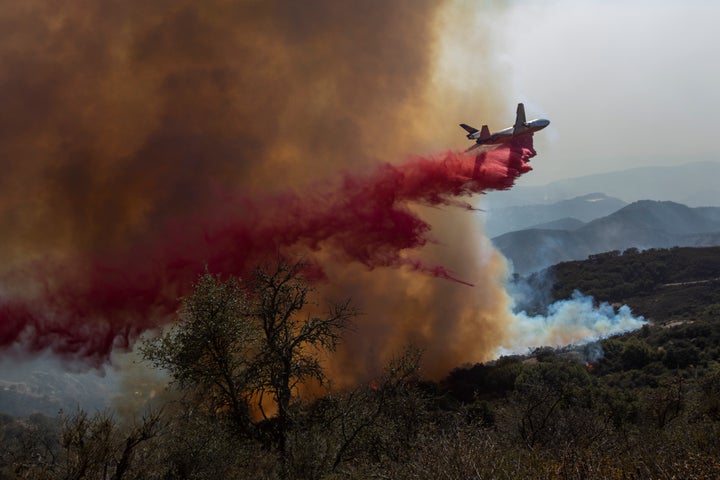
[461,103,549,151]
[466,119,550,144]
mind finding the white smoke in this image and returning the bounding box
[497,290,646,357]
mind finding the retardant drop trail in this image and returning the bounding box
[0,138,535,365]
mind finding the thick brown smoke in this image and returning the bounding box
[0,0,518,381]
[0,0,447,259]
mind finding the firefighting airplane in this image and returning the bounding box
[460,103,550,152]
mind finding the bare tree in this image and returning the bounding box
[249,260,357,460]
[110,410,163,480]
[329,346,424,471]
[2,409,163,480]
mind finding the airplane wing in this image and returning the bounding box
[459,123,479,135]
[513,103,526,132]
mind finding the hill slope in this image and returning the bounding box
[545,246,720,324]
[494,201,720,274]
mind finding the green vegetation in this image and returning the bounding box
[549,246,720,321]
[2,248,720,479]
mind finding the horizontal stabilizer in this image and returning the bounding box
[460,123,478,135]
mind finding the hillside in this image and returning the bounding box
[3,249,720,478]
[546,246,720,322]
[493,200,720,274]
[439,246,720,478]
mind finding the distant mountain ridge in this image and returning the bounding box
[485,161,720,208]
[493,200,720,274]
[527,217,586,231]
[484,193,626,237]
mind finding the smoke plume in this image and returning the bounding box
[499,278,647,360]
[507,291,646,353]
[0,0,538,381]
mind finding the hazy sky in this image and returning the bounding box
[447,0,720,186]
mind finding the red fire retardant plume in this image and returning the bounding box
[0,137,535,365]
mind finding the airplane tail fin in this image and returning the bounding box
[479,125,490,141]
[513,103,526,132]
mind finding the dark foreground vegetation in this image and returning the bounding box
[2,249,720,479]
